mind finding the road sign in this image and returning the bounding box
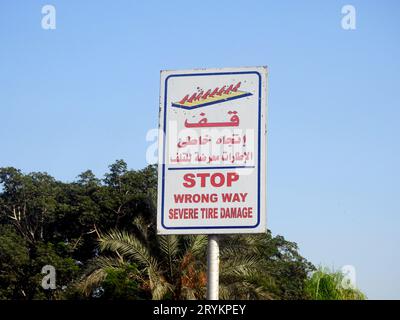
[157,67,267,234]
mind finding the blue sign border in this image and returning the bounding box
[161,71,262,230]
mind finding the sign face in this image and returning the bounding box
[157,67,267,234]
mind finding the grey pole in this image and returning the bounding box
[206,235,219,300]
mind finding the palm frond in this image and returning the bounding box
[77,256,127,297]
[98,229,172,299]
[158,235,180,279]
[148,267,173,300]
[99,229,155,268]
[184,235,207,257]
[159,235,179,260]
[220,235,267,256]
[220,280,273,300]
[220,254,262,278]
[78,268,108,297]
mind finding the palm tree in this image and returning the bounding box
[77,215,276,300]
[305,267,366,300]
[78,215,208,299]
[218,234,277,299]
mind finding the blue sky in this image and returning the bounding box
[1,0,399,299]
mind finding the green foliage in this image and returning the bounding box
[218,233,314,299]
[0,160,352,300]
[0,161,161,300]
[78,217,315,300]
[100,264,143,300]
[0,225,79,299]
[79,223,206,300]
[0,225,30,299]
[305,267,366,300]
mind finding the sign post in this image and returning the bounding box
[206,235,219,300]
[157,67,268,299]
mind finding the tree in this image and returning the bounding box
[77,213,314,300]
[0,161,323,300]
[77,216,207,300]
[0,168,60,244]
[0,225,30,299]
[218,233,314,299]
[0,225,79,299]
[305,267,366,300]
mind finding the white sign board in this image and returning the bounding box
[157,67,267,234]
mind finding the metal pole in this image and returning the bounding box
[206,235,219,300]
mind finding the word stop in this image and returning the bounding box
[183,172,239,188]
